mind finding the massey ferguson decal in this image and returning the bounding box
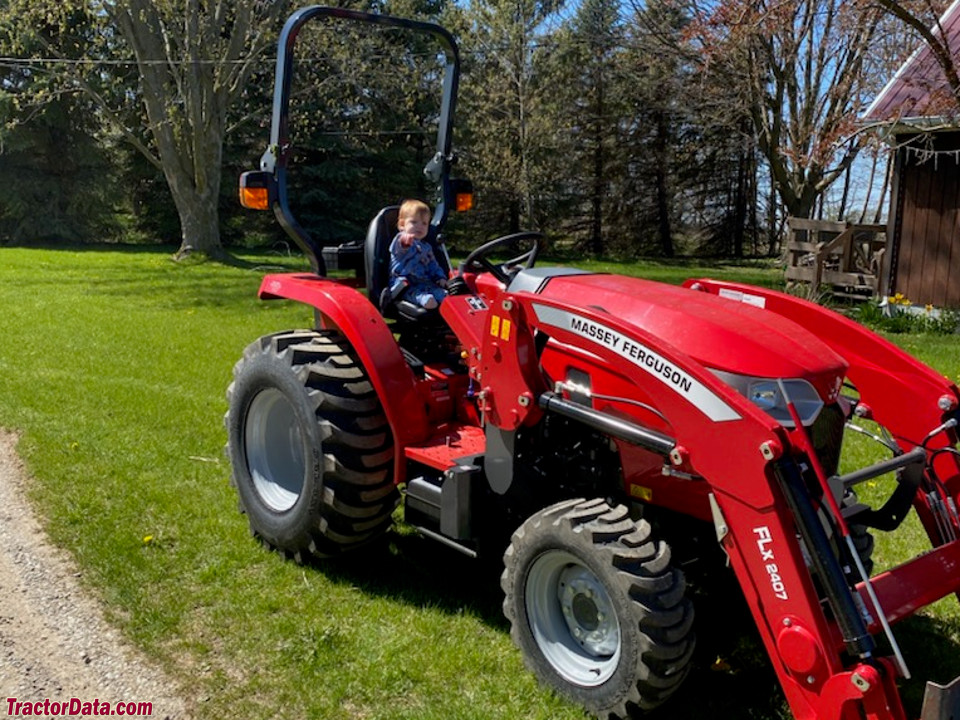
[754,526,789,600]
[532,304,741,422]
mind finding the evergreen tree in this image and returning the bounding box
[613,0,690,257]
[0,5,119,244]
[456,0,564,239]
[546,0,625,255]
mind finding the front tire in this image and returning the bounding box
[501,498,695,718]
[225,330,397,560]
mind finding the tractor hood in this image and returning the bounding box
[529,272,848,399]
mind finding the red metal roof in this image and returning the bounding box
[862,0,960,126]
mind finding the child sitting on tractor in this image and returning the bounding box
[388,199,448,309]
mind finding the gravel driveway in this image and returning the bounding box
[0,430,190,719]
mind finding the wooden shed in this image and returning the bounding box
[861,0,960,308]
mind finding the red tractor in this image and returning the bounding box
[231,7,960,719]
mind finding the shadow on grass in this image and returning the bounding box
[8,241,310,275]
[886,612,960,716]
[323,531,508,625]
[312,529,960,719]
[311,529,793,719]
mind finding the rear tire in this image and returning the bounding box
[501,498,695,718]
[225,330,397,560]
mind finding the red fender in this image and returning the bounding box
[258,274,429,474]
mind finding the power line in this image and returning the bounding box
[0,31,676,72]
[0,56,258,67]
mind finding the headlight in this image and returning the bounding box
[711,371,824,428]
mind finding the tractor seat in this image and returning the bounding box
[364,206,449,322]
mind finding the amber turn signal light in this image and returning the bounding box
[451,177,473,212]
[239,186,269,210]
[238,170,275,211]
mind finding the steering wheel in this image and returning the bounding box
[458,232,543,285]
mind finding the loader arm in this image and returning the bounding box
[686,280,960,538]
[458,288,960,720]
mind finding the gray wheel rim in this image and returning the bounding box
[245,388,309,512]
[525,549,621,687]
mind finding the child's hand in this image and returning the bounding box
[398,232,416,248]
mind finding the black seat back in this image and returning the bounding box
[364,206,399,312]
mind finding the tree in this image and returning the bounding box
[617,0,694,257]
[685,0,884,221]
[4,0,289,259]
[547,0,625,255]
[110,0,293,258]
[0,90,118,243]
[0,9,119,244]
[456,0,564,235]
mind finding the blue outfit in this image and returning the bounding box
[388,234,448,309]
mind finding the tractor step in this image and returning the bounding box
[921,673,960,720]
[404,423,485,470]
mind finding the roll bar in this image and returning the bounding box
[257,6,461,274]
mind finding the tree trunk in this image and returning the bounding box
[591,137,604,255]
[837,149,853,220]
[767,179,779,257]
[733,147,747,258]
[654,110,674,258]
[168,172,224,260]
[749,154,759,256]
[590,49,605,256]
[859,151,878,223]
[873,155,893,225]
[163,122,225,259]
[155,124,226,259]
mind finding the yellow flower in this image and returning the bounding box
[711,656,732,672]
[142,535,154,545]
[926,304,934,313]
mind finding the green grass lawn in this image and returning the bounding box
[0,246,957,719]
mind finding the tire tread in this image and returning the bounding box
[226,329,398,560]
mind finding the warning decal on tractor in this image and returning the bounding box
[532,304,741,423]
[718,288,767,308]
[490,315,512,341]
